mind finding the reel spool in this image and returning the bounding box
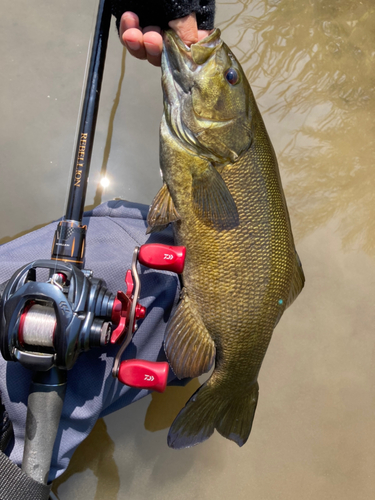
[19,303,56,348]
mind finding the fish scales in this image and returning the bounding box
[148,29,304,448]
[185,139,293,368]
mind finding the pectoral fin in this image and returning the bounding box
[147,183,180,233]
[286,252,305,308]
[192,165,239,230]
[164,288,216,379]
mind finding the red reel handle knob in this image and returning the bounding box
[117,360,169,393]
[138,244,186,274]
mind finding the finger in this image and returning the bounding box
[122,28,147,60]
[120,12,148,59]
[169,13,199,46]
[143,28,163,67]
[119,11,140,37]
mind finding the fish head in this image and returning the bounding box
[162,29,253,164]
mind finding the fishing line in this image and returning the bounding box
[21,304,55,347]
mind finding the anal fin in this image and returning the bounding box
[164,289,216,379]
[147,183,180,233]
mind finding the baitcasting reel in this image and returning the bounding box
[0,243,185,392]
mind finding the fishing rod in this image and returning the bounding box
[0,0,185,496]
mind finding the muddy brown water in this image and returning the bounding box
[1,1,375,498]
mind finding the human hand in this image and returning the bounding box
[119,12,211,66]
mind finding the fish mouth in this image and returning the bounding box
[162,29,222,96]
[164,28,222,64]
[162,29,227,158]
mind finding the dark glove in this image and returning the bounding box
[111,0,215,31]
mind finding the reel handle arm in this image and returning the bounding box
[111,243,186,392]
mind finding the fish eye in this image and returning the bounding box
[225,68,239,85]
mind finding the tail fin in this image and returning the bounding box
[167,376,259,449]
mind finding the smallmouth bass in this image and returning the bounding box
[147,29,305,448]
